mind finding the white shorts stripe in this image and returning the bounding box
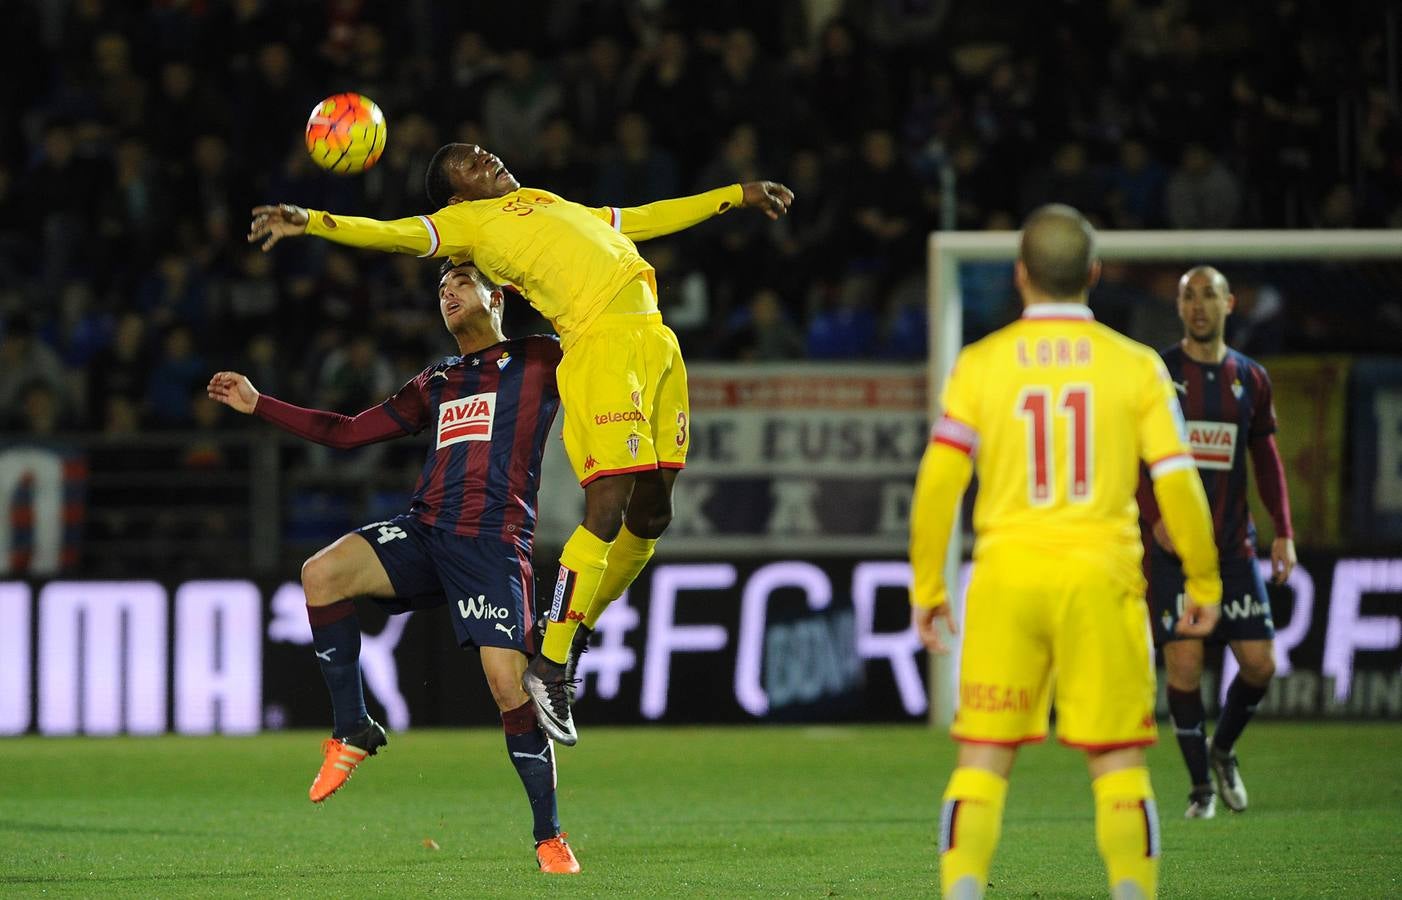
[416,215,441,258]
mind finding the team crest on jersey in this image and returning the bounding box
[631,390,641,408]
[1231,378,1243,399]
[1185,419,1237,470]
[497,352,511,371]
[436,392,496,448]
[626,433,640,459]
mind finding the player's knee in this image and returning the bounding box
[485,668,528,711]
[629,500,672,539]
[1241,654,1276,686]
[300,554,343,606]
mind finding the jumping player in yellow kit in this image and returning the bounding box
[248,144,793,745]
[908,205,1223,899]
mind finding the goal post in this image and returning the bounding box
[923,229,1402,727]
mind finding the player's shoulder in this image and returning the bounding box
[511,333,563,362]
[1226,346,1269,378]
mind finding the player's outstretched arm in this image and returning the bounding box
[209,370,408,449]
[600,182,793,242]
[249,204,458,259]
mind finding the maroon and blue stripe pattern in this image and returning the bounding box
[381,334,561,550]
[1159,345,1276,560]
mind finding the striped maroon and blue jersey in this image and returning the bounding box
[1159,345,1276,559]
[380,334,561,550]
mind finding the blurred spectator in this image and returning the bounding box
[519,118,593,200]
[483,49,562,168]
[806,283,878,359]
[1107,138,1167,229]
[717,289,805,361]
[1165,143,1242,229]
[595,113,679,207]
[145,324,207,428]
[86,312,150,427]
[625,29,709,176]
[569,35,629,148]
[315,333,395,414]
[810,18,891,143]
[1021,141,1105,220]
[18,381,62,436]
[0,316,69,425]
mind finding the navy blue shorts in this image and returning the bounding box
[355,515,537,653]
[1147,551,1275,646]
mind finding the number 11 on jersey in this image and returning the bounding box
[1016,384,1093,505]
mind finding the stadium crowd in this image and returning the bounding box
[2,0,1400,436]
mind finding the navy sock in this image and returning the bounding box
[503,701,560,843]
[1167,686,1210,789]
[1214,675,1269,753]
[307,600,367,737]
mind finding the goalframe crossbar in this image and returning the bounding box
[923,228,1402,726]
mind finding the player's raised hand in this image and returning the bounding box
[1270,536,1296,585]
[1174,598,1220,638]
[913,600,958,654]
[740,181,794,219]
[248,203,310,251]
[207,371,260,415]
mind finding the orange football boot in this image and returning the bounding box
[309,718,387,803]
[535,832,581,874]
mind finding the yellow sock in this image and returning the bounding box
[540,526,612,664]
[939,767,1007,899]
[584,524,657,628]
[1092,767,1159,900]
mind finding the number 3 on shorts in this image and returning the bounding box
[675,411,688,447]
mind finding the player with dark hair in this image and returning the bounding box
[248,144,793,746]
[1137,265,1296,820]
[207,263,580,874]
[909,205,1222,899]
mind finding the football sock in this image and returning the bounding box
[584,524,657,628]
[1093,767,1159,900]
[307,600,367,738]
[939,767,1007,900]
[1214,675,1269,753]
[1166,686,1210,789]
[541,526,612,665]
[502,701,560,843]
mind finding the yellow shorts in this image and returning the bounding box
[952,543,1157,750]
[558,287,689,486]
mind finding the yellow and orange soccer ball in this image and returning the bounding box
[305,93,386,174]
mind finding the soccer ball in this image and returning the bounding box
[305,93,387,175]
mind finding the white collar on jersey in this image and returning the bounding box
[1022,302,1094,320]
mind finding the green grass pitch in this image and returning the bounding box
[3,722,1399,897]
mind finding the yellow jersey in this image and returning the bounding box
[303,185,743,348]
[910,302,1220,608]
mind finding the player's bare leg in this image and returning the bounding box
[564,469,679,702]
[1209,639,1276,812]
[938,743,1016,899]
[302,533,396,802]
[1163,638,1214,818]
[526,473,634,745]
[1086,747,1160,900]
[483,648,579,874]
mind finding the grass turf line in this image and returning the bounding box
[1,722,1399,897]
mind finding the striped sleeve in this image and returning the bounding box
[415,215,441,258]
[930,415,978,457]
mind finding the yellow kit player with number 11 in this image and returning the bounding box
[908,205,1222,900]
[249,143,793,747]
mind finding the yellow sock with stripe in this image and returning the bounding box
[540,526,612,664]
[583,524,657,628]
[939,767,1007,899]
[1092,767,1159,900]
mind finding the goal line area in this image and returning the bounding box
[922,229,1402,726]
